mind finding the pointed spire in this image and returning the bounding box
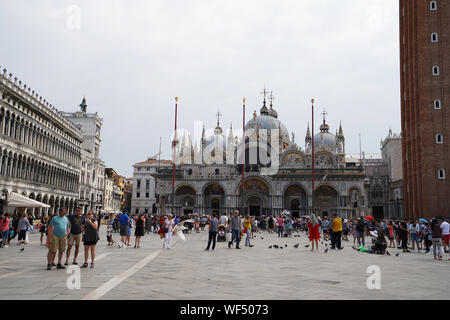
[338,121,344,137]
[181,133,187,152]
[268,91,278,118]
[260,86,269,115]
[306,122,311,139]
[214,110,223,134]
[201,124,206,144]
[228,123,234,139]
[319,110,329,132]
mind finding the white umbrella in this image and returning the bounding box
[7,192,50,208]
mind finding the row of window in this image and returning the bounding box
[135,192,151,198]
[0,147,79,191]
[0,107,80,166]
[187,168,221,175]
[136,179,151,189]
[430,1,443,117]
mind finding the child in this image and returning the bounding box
[107,222,114,246]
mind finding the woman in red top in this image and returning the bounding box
[387,221,395,248]
[157,216,166,239]
[308,214,320,251]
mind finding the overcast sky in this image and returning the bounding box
[0,0,400,177]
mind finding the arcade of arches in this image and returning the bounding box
[162,178,363,219]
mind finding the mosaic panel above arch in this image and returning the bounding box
[282,153,305,165]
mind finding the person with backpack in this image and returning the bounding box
[356,217,366,247]
[431,218,443,260]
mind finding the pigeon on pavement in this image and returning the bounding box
[304,245,310,248]
[386,251,391,256]
[324,248,328,253]
[269,246,272,249]
[395,253,400,257]
[294,244,299,248]
[20,247,24,252]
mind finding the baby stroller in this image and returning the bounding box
[217,224,226,242]
[284,222,292,237]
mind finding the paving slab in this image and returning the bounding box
[0,228,449,300]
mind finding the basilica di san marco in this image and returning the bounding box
[153,94,366,219]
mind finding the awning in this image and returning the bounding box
[6,192,51,208]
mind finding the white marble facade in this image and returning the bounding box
[0,67,82,216]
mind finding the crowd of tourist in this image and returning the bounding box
[0,208,448,272]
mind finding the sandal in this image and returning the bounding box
[90,263,95,268]
[81,262,89,268]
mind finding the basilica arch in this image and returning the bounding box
[283,184,307,218]
[202,183,225,215]
[175,184,197,216]
[236,177,271,216]
[314,185,338,218]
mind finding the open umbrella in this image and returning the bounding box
[419,218,428,223]
[365,216,374,220]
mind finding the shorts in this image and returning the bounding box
[68,233,82,246]
[83,240,98,246]
[120,225,128,236]
[18,230,27,241]
[50,236,67,253]
[410,233,419,242]
[442,234,450,245]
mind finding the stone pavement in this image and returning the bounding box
[0,227,448,300]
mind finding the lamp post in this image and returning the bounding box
[172,97,178,216]
[241,98,246,215]
[311,99,315,216]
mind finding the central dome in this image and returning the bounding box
[314,131,336,147]
[245,113,290,145]
[313,118,336,147]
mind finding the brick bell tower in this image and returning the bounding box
[399,0,449,219]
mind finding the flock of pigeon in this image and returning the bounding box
[261,231,400,256]
[264,232,330,253]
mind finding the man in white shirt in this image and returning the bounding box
[219,214,228,228]
[440,219,450,254]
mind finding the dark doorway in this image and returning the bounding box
[373,206,384,219]
[249,206,260,216]
[184,209,193,215]
[290,199,300,218]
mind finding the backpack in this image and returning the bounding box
[356,220,365,232]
